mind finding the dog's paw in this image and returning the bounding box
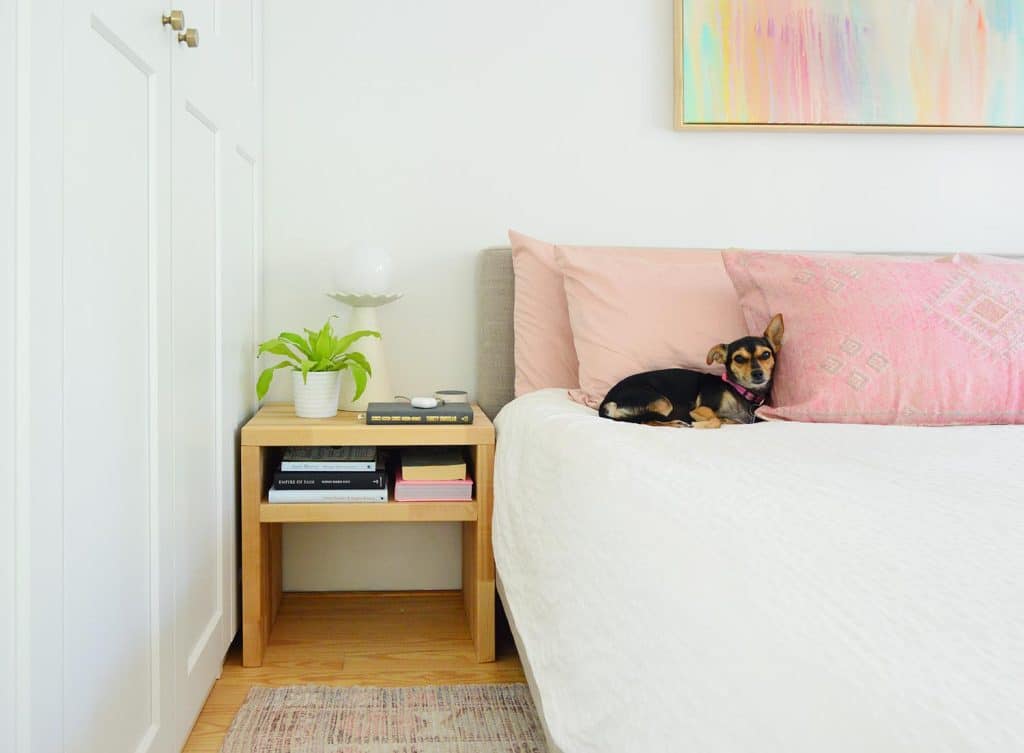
[690,406,713,420]
[692,418,723,430]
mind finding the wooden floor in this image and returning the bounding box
[182,591,526,752]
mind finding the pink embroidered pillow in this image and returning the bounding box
[509,231,580,396]
[556,246,748,408]
[722,250,1024,425]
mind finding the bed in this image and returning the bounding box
[476,248,1024,753]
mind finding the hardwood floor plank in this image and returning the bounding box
[181,591,524,752]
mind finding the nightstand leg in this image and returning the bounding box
[464,443,496,662]
[242,445,269,666]
[270,522,283,626]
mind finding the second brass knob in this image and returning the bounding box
[178,28,199,48]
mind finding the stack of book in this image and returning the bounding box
[268,446,386,503]
[395,447,473,502]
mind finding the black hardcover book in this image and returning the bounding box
[281,446,378,471]
[272,470,386,490]
[365,402,474,425]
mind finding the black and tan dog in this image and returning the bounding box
[599,314,784,429]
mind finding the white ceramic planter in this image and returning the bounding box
[292,371,341,418]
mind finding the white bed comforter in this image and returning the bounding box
[493,389,1024,753]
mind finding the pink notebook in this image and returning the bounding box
[394,471,473,502]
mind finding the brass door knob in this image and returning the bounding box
[177,28,199,48]
[162,10,185,31]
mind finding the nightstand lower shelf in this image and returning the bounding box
[259,500,478,523]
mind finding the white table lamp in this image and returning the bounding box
[330,244,401,411]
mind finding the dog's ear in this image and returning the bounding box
[764,314,784,352]
[706,344,727,366]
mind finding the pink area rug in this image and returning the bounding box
[220,684,548,753]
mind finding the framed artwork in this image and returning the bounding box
[674,0,1024,130]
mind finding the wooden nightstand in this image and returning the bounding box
[239,403,496,666]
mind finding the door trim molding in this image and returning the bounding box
[235,143,260,640]
[14,1,32,750]
[90,14,156,76]
[140,24,163,749]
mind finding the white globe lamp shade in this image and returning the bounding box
[337,243,394,295]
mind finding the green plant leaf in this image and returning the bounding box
[304,328,319,351]
[279,332,313,358]
[349,361,369,402]
[257,338,300,363]
[313,319,335,361]
[314,357,336,372]
[330,330,381,358]
[255,361,293,400]
[341,350,373,377]
[298,359,316,384]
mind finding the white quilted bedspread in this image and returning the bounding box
[493,389,1024,753]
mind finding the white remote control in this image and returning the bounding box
[410,396,439,409]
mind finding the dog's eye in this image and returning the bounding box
[759,352,772,361]
[733,356,748,364]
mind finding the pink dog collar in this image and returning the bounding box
[721,371,767,407]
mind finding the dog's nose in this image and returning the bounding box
[751,369,764,381]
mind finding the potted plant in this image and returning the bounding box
[256,317,381,418]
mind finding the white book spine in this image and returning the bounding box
[280,461,377,472]
[268,488,388,503]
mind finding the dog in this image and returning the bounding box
[598,314,785,429]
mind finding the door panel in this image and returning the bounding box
[62,5,172,753]
[172,100,222,689]
[221,0,257,85]
[171,0,261,739]
[222,146,259,639]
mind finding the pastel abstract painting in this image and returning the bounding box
[676,0,1024,127]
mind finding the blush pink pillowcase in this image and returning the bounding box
[723,250,1024,425]
[509,231,580,396]
[556,245,748,408]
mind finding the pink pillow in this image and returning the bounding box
[723,250,1024,425]
[556,245,748,408]
[509,231,580,396]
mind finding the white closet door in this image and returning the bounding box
[170,0,261,741]
[62,3,175,753]
[55,1,261,751]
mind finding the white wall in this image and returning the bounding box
[264,0,1024,590]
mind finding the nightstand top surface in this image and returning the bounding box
[241,402,495,446]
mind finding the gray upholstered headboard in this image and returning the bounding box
[476,247,515,418]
